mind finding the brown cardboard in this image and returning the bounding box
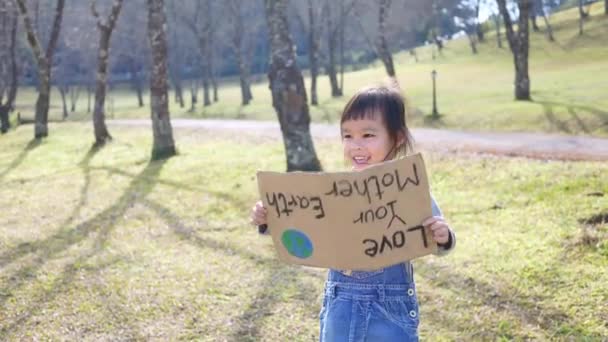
[256,153,437,270]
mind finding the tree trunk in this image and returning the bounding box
[207,44,218,103]
[542,14,555,42]
[494,14,503,48]
[172,76,184,108]
[605,0,607,15]
[232,21,253,106]
[307,0,319,106]
[129,64,145,107]
[475,0,484,42]
[0,3,19,134]
[58,85,68,119]
[189,79,198,112]
[325,0,342,97]
[69,86,80,112]
[376,0,396,78]
[15,0,65,139]
[87,84,92,113]
[201,65,211,106]
[530,15,539,32]
[264,0,321,172]
[92,0,124,147]
[497,0,531,101]
[339,0,345,93]
[578,0,587,35]
[147,0,176,160]
[0,105,9,133]
[468,35,478,54]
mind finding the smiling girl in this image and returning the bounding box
[251,85,456,341]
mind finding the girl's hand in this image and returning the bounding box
[423,216,451,245]
[250,200,268,227]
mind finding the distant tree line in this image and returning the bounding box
[0,0,605,166]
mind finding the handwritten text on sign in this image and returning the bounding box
[257,153,437,270]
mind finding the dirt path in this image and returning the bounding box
[109,119,608,161]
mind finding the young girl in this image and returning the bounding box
[250,85,456,341]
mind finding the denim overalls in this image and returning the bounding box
[319,263,420,342]
[318,197,447,342]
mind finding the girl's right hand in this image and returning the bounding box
[250,200,268,227]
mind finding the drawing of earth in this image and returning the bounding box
[281,229,313,259]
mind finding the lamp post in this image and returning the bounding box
[431,69,439,119]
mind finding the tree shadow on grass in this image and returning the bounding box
[94,165,253,210]
[0,139,41,181]
[416,262,588,339]
[140,199,324,341]
[536,100,608,134]
[0,159,168,337]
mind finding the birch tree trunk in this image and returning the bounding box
[147,0,176,160]
[15,0,65,139]
[265,0,321,172]
[92,0,124,146]
[497,0,531,101]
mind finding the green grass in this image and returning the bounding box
[0,123,606,340]
[13,2,608,137]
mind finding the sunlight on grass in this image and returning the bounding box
[0,122,606,340]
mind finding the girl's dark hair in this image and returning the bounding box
[340,85,414,157]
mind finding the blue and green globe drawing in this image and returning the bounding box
[281,229,313,259]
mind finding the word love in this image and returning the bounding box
[362,225,429,258]
[265,192,325,219]
[324,164,420,204]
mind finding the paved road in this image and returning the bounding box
[109,119,608,161]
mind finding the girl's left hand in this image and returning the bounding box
[422,216,451,245]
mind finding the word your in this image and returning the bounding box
[265,192,325,219]
[353,200,406,230]
[362,225,429,258]
[325,164,420,204]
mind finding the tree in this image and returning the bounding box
[179,0,216,107]
[225,0,258,105]
[322,0,357,98]
[354,0,432,80]
[15,0,65,138]
[533,0,554,42]
[497,0,532,100]
[605,0,607,15]
[578,0,590,35]
[167,0,185,108]
[147,0,176,160]
[454,0,483,54]
[376,0,396,78]
[493,13,503,48]
[264,0,321,172]
[114,2,149,108]
[475,0,485,41]
[0,0,18,134]
[293,0,324,105]
[91,0,124,146]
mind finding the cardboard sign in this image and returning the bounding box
[257,153,437,271]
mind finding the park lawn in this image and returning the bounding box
[13,2,608,137]
[0,123,607,341]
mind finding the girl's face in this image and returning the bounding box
[341,114,403,170]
